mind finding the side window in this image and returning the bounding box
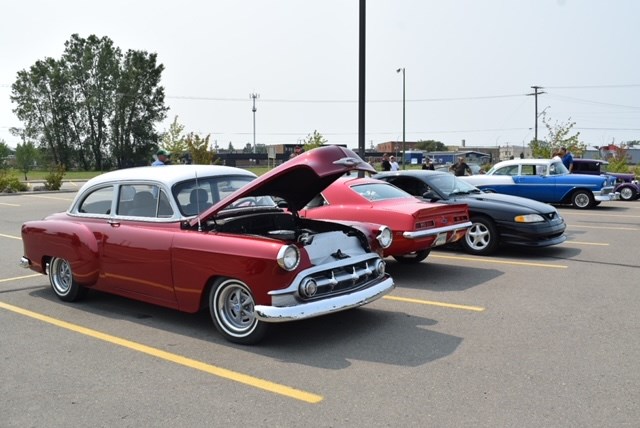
[494,165,518,176]
[117,184,173,218]
[521,165,537,176]
[78,186,114,215]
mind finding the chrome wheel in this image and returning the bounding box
[209,279,268,344]
[572,190,594,209]
[619,187,637,201]
[48,257,86,302]
[461,217,499,255]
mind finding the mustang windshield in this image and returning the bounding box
[429,174,480,197]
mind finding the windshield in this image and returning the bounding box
[549,160,569,175]
[429,174,480,197]
[350,182,413,201]
[173,176,276,216]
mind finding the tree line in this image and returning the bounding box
[10,34,167,171]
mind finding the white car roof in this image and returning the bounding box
[492,158,559,169]
[79,165,256,191]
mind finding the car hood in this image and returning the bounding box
[192,145,375,226]
[450,191,556,213]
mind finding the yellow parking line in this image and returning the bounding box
[0,233,21,240]
[0,202,20,207]
[0,301,323,404]
[0,274,41,283]
[431,254,568,269]
[565,241,609,246]
[564,212,640,218]
[24,194,74,201]
[383,295,485,312]
[568,224,640,231]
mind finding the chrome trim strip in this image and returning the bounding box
[402,221,472,239]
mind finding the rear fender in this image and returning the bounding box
[22,220,100,285]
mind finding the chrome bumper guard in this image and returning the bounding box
[254,275,394,322]
[19,257,30,269]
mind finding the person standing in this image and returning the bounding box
[381,153,391,171]
[389,156,400,171]
[450,157,472,176]
[560,147,574,172]
[422,159,435,170]
[152,149,171,166]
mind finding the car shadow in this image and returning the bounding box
[384,259,504,292]
[27,287,462,369]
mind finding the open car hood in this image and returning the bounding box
[192,145,375,227]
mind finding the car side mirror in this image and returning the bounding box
[423,190,440,201]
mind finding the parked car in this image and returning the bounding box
[459,158,619,209]
[374,170,566,255]
[299,175,471,263]
[571,158,640,201]
[20,146,395,344]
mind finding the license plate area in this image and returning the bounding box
[433,232,447,247]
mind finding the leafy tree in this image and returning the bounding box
[227,141,235,151]
[0,140,10,168]
[11,34,167,171]
[15,142,40,180]
[529,112,586,158]
[606,143,632,173]
[302,130,327,151]
[185,133,213,164]
[416,139,446,152]
[160,116,186,157]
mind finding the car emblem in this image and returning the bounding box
[441,217,448,225]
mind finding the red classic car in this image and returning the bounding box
[299,176,471,263]
[20,146,395,344]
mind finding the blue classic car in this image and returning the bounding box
[460,158,619,209]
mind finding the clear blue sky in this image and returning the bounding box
[1,0,639,150]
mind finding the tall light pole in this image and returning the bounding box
[396,67,406,169]
[250,93,259,153]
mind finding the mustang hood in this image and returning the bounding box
[463,191,557,213]
[193,145,375,226]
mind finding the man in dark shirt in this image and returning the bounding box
[381,153,391,171]
[450,157,473,176]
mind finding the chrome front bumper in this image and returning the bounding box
[594,191,620,202]
[254,275,394,322]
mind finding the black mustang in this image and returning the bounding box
[374,170,567,255]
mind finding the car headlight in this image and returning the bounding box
[277,244,300,271]
[376,226,393,249]
[514,214,545,223]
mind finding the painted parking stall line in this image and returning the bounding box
[383,295,485,312]
[0,301,324,404]
[431,254,568,269]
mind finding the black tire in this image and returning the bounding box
[48,257,87,302]
[209,278,269,345]
[619,186,637,201]
[571,189,594,209]
[392,249,430,264]
[461,216,499,255]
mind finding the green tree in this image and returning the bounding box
[302,130,327,151]
[606,142,632,173]
[0,140,10,168]
[416,139,446,152]
[15,142,40,180]
[185,133,213,164]
[11,34,167,170]
[160,116,186,158]
[529,112,586,158]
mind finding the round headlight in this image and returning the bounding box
[299,278,318,298]
[277,244,300,271]
[514,214,544,223]
[376,226,393,249]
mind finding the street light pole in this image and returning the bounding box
[396,67,405,169]
[250,93,259,153]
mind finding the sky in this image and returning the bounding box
[2,0,640,152]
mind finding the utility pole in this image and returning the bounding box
[358,0,366,176]
[527,86,545,143]
[397,67,406,169]
[250,93,259,153]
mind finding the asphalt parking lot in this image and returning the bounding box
[1,192,639,427]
